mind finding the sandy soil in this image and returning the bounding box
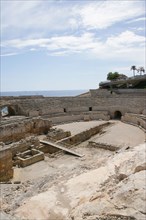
[12,121,144,182]
[53,120,106,135]
[89,121,145,147]
[54,120,145,147]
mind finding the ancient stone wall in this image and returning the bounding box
[114,89,146,95]
[122,113,146,130]
[10,136,40,157]
[1,96,145,118]
[90,89,146,96]
[90,89,111,97]
[16,149,44,167]
[47,129,71,141]
[0,147,13,182]
[0,118,51,143]
[58,122,110,146]
[0,89,145,120]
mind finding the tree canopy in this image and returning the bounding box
[137,67,145,75]
[107,72,120,81]
[130,65,137,76]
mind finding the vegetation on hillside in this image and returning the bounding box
[107,72,127,81]
[107,72,119,80]
[137,66,145,75]
[130,65,137,76]
[131,65,145,76]
[107,66,145,81]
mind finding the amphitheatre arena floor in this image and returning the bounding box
[54,120,145,147]
[12,120,145,181]
[1,120,145,220]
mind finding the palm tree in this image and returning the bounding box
[137,67,145,75]
[130,65,137,77]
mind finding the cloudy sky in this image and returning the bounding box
[1,0,145,92]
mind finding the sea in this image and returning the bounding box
[1,90,88,97]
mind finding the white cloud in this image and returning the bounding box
[127,17,146,23]
[131,27,145,32]
[1,31,145,63]
[0,52,18,57]
[77,1,144,29]
[1,0,145,39]
[1,1,41,30]
[106,31,145,48]
[96,31,145,63]
[1,33,100,55]
[1,1,77,38]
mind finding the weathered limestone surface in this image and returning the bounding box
[90,88,146,97]
[59,122,110,146]
[0,117,51,143]
[0,89,146,118]
[47,129,71,141]
[51,112,110,124]
[17,149,44,167]
[13,143,146,220]
[0,137,41,181]
[122,113,146,130]
[0,148,13,182]
[0,89,146,185]
[10,136,40,157]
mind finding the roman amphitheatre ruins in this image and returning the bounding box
[0,75,146,220]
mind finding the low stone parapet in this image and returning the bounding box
[51,114,84,124]
[16,149,44,167]
[88,141,119,151]
[83,111,110,121]
[58,122,111,146]
[122,113,146,131]
[10,136,40,157]
[46,129,71,141]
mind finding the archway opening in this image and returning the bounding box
[1,106,16,117]
[114,111,122,120]
[8,106,16,116]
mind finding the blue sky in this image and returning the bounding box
[1,0,145,91]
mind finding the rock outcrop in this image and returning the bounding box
[13,143,146,220]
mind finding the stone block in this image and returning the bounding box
[0,148,13,182]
